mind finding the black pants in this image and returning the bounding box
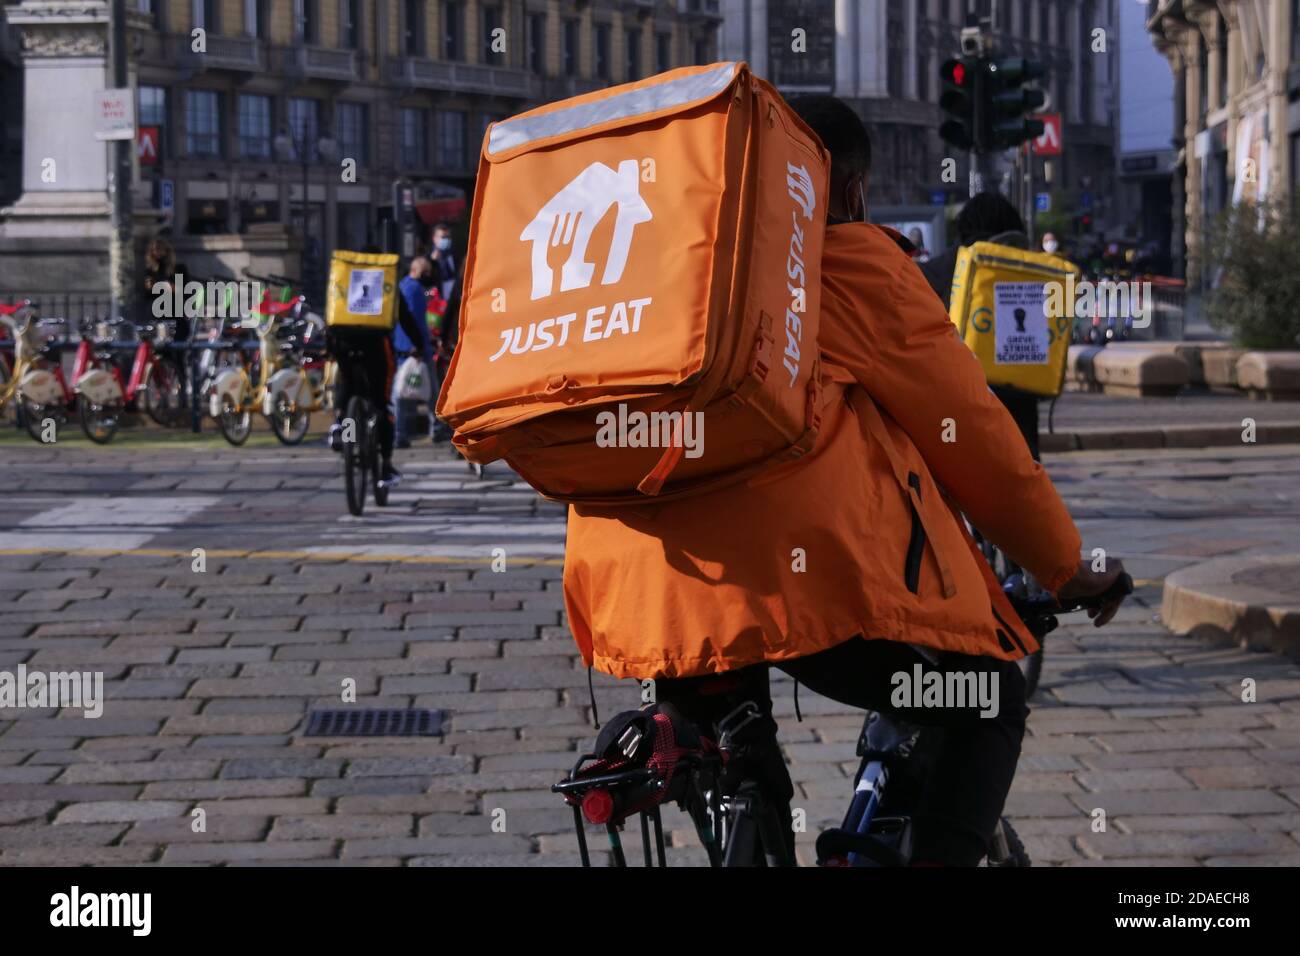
[331,331,396,463]
[655,638,1029,866]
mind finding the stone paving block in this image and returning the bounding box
[0,800,57,825]
[220,757,344,780]
[141,779,307,800]
[1074,769,1195,792]
[310,778,431,798]
[269,814,415,840]
[0,823,127,849]
[0,845,160,865]
[340,834,533,858]
[55,800,189,823]
[1079,829,1296,859]
[1067,788,1296,816]
[161,840,336,863]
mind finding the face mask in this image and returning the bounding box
[1043,239,1059,254]
[435,237,452,252]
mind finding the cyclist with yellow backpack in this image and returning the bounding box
[325,251,430,489]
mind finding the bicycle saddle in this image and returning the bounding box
[857,711,922,760]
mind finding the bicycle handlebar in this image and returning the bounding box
[1006,572,1134,625]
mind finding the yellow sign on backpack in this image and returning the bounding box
[947,241,1081,397]
[325,251,400,330]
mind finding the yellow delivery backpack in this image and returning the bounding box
[325,251,400,330]
[947,242,1081,397]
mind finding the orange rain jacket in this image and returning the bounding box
[563,223,1083,680]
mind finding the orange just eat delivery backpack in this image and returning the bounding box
[436,62,830,505]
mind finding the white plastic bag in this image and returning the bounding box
[396,357,432,402]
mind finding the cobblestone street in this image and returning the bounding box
[1,436,1299,866]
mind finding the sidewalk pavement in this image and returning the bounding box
[0,439,1298,866]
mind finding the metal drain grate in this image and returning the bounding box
[304,708,445,737]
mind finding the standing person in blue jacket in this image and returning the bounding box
[392,257,437,448]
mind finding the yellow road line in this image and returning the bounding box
[0,546,1161,585]
[0,546,565,567]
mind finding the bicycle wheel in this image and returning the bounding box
[20,398,54,443]
[217,398,252,445]
[269,396,310,446]
[142,358,184,427]
[343,395,369,516]
[78,399,120,444]
[369,408,389,506]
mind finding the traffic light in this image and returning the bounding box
[981,57,1047,150]
[939,57,978,150]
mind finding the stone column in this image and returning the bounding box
[0,1,151,295]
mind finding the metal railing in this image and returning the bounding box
[389,57,536,97]
[0,292,110,325]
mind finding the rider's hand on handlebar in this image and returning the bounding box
[1057,559,1127,627]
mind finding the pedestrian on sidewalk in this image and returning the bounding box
[392,258,437,449]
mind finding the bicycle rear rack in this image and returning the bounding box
[552,751,725,867]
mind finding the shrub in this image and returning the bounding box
[1206,202,1300,349]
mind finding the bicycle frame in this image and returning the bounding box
[0,305,76,414]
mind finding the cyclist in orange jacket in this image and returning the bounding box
[562,96,1126,865]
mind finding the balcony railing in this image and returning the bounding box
[389,58,537,98]
[176,34,265,74]
[285,45,360,83]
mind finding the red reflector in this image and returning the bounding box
[953,63,965,85]
[582,788,615,824]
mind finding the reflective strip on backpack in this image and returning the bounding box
[487,62,738,157]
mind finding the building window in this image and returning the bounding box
[626,28,641,82]
[342,0,361,49]
[185,89,222,158]
[139,86,167,158]
[528,14,546,73]
[242,0,268,36]
[404,0,424,56]
[337,102,367,165]
[484,5,504,65]
[287,98,321,161]
[294,0,318,44]
[1216,14,1228,109]
[237,94,272,159]
[437,110,467,170]
[1020,0,1030,36]
[139,86,167,127]
[694,36,711,66]
[399,107,428,169]
[192,0,219,30]
[445,0,465,61]
[1056,1,1067,46]
[594,23,611,80]
[563,19,579,76]
[1294,0,1300,63]
[138,0,162,29]
[656,32,671,74]
[1198,34,1208,121]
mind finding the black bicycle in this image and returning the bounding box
[334,342,390,517]
[554,573,1132,867]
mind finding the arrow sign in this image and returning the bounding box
[1032,112,1062,156]
[137,126,159,166]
